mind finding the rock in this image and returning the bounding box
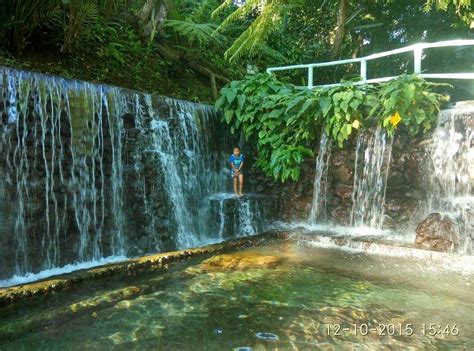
[384,200,401,213]
[405,147,428,183]
[69,286,141,313]
[331,150,349,167]
[330,206,351,226]
[332,164,352,184]
[386,169,406,189]
[415,213,460,252]
[199,252,282,272]
[335,185,352,199]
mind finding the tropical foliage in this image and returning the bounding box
[213,0,473,64]
[0,0,242,101]
[425,0,473,26]
[0,1,470,180]
[0,0,471,102]
[216,73,445,181]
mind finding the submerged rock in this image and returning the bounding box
[199,252,282,272]
[415,213,460,252]
[70,286,141,313]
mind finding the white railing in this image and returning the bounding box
[266,39,474,89]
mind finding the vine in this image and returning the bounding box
[216,73,446,182]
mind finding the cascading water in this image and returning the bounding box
[0,68,127,278]
[427,102,474,254]
[350,126,393,229]
[0,67,265,284]
[308,131,332,225]
[142,96,228,249]
[207,193,263,239]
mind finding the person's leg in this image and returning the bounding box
[233,174,239,196]
[238,173,244,196]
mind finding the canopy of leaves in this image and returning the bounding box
[216,73,445,181]
[214,0,473,65]
[0,0,243,102]
[0,0,471,102]
[425,0,473,27]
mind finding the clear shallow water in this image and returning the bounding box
[1,242,473,350]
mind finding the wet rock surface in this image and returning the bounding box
[207,195,268,238]
[198,252,283,272]
[415,213,460,252]
[0,231,288,307]
[1,66,473,296]
[70,286,142,313]
[252,117,468,234]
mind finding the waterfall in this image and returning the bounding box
[427,102,474,254]
[350,127,393,229]
[144,97,229,249]
[0,67,264,284]
[208,193,263,239]
[0,68,126,277]
[237,198,262,236]
[308,131,332,225]
[143,98,228,249]
[150,118,198,248]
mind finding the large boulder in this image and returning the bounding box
[415,213,460,252]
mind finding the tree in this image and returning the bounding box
[425,0,473,27]
[212,0,472,66]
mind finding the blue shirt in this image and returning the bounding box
[230,154,244,169]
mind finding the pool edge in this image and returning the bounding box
[0,231,289,307]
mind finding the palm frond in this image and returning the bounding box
[191,0,220,22]
[79,2,100,27]
[252,42,287,62]
[224,3,283,62]
[211,0,234,19]
[213,0,304,61]
[214,0,261,32]
[424,0,472,13]
[164,19,223,46]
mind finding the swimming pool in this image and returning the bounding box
[1,235,473,350]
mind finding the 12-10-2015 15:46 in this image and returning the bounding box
[325,323,460,336]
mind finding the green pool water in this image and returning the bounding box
[1,241,473,350]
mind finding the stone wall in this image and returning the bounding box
[245,129,432,230]
[246,101,473,252]
[0,67,237,279]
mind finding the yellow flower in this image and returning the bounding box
[390,111,402,127]
[352,119,360,129]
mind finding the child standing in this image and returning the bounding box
[230,147,244,197]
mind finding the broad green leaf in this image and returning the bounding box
[319,96,332,116]
[340,101,349,113]
[226,89,237,104]
[285,95,305,112]
[224,109,234,123]
[341,123,352,137]
[215,95,226,109]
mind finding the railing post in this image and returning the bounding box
[308,66,313,88]
[360,59,367,82]
[414,46,423,74]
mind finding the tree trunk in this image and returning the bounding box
[138,0,154,27]
[138,0,167,40]
[351,33,363,59]
[331,0,348,58]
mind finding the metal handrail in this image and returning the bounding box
[266,39,474,88]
